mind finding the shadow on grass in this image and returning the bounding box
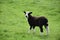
[15,31,49,39]
[56,34,60,40]
[0,30,10,38]
[0,11,2,13]
[55,10,60,13]
[0,1,3,4]
[58,38,60,40]
[34,34,49,39]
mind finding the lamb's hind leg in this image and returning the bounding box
[39,25,43,36]
[44,24,49,35]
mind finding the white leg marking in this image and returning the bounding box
[40,32,43,36]
[33,29,35,33]
[46,26,49,35]
[32,29,35,33]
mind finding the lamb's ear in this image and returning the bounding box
[29,12,32,14]
[24,11,26,14]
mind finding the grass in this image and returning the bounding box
[0,0,60,40]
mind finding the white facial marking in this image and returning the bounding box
[25,11,30,18]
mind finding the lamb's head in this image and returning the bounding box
[24,11,32,18]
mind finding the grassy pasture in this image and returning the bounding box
[0,0,60,40]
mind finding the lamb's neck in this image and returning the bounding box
[28,15,33,19]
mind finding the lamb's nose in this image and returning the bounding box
[26,16,27,17]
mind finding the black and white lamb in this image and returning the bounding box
[24,11,49,35]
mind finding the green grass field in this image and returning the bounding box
[0,0,60,40]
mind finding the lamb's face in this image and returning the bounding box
[24,11,32,18]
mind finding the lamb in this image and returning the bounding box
[24,11,49,35]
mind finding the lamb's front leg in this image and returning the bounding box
[32,26,35,33]
[28,26,32,33]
